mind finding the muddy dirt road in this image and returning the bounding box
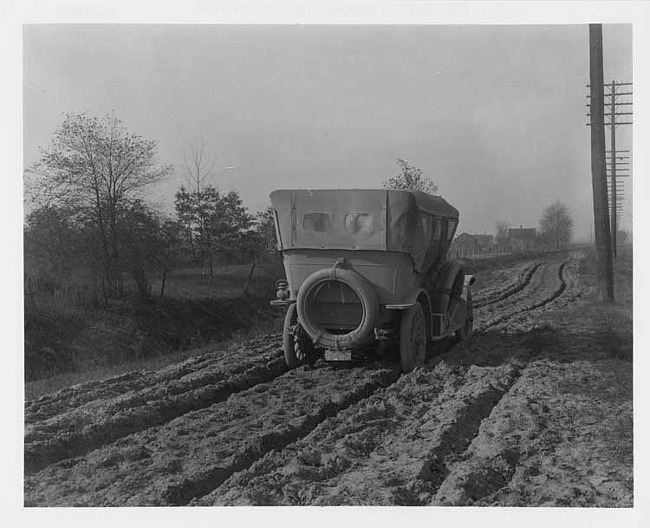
[24,253,633,507]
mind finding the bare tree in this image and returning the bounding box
[179,136,219,262]
[183,135,217,194]
[256,206,278,254]
[494,221,509,239]
[26,112,172,299]
[540,201,574,250]
[382,159,438,194]
[494,221,510,248]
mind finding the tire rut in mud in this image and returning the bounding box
[24,256,584,506]
[197,359,523,506]
[25,337,287,475]
[431,353,632,507]
[473,262,542,309]
[25,336,282,423]
[24,363,401,506]
[475,261,569,332]
[24,260,550,476]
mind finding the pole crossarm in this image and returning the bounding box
[586,92,633,98]
[586,122,633,126]
[586,82,633,87]
[587,102,633,106]
[586,112,634,116]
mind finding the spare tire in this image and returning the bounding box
[297,267,379,350]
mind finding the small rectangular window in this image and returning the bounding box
[447,219,457,241]
[345,213,373,235]
[303,212,331,233]
[432,217,442,241]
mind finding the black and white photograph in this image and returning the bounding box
[3,1,648,526]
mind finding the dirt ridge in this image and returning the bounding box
[476,261,568,332]
[24,365,400,506]
[25,353,287,475]
[25,336,281,423]
[200,361,522,506]
[474,262,542,309]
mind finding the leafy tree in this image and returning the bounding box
[256,206,278,254]
[116,200,167,300]
[154,219,185,298]
[174,185,253,272]
[24,206,81,280]
[540,201,574,250]
[25,112,172,299]
[382,159,438,194]
[237,207,282,295]
[214,190,254,259]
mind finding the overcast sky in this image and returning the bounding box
[23,24,632,239]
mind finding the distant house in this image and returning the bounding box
[453,233,480,254]
[507,226,537,250]
[495,235,509,249]
[452,233,495,256]
[474,234,495,250]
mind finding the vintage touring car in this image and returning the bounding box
[269,189,474,373]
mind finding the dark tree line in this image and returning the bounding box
[25,112,276,303]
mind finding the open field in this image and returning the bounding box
[24,249,633,507]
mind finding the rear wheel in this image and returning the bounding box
[283,303,314,368]
[296,267,378,350]
[399,302,427,373]
[455,290,474,343]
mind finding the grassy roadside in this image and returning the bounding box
[24,259,286,398]
[25,309,285,401]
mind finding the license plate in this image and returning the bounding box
[324,349,352,362]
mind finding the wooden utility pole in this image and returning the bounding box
[610,81,617,257]
[588,24,614,302]
[607,150,630,239]
[588,81,633,258]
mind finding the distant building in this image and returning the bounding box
[474,234,495,250]
[453,233,480,254]
[507,226,537,250]
[452,233,495,256]
[495,235,509,249]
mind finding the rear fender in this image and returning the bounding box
[446,274,475,332]
[385,287,433,339]
[431,259,467,336]
[462,274,476,301]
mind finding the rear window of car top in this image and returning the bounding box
[303,212,332,233]
[447,219,457,241]
[344,213,373,235]
[432,217,442,241]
